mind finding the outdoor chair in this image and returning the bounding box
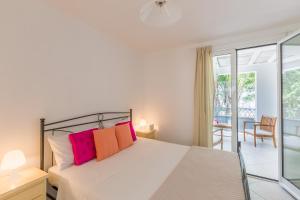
[213,128,223,150]
[243,116,277,148]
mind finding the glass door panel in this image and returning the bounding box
[281,33,300,189]
[213,54,233,151]
[237,45,278,179]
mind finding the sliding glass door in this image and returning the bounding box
[237,45,278,180]
[279,31,300,198]
[212,30,300,197]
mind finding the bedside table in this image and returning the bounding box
[0,168,48,200]
[136,129,157,139]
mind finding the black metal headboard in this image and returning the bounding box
[40,109,132,171]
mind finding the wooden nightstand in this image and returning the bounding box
[136,129,157,139]
[0,168,48,200]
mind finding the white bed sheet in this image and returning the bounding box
[48,137,189,200]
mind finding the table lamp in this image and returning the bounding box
[139,119,148,130]
[1,150,26,182]
[137,119,155,131]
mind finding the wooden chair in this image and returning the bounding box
[213,128,223,150]
[243,116,277,148]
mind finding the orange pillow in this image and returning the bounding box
[93,127,119,161]
[115,124,134,150]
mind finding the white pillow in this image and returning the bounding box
[48,134,74,170]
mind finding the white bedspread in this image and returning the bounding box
[48,137,189,200]
[150,147,245,200]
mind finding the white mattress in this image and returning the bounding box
[48,137,189,200]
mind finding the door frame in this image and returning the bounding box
[277,28,300,199]
[214,44,277,153]
[212,49,238,152]
[236,44,278,181]
[213,28,300,197]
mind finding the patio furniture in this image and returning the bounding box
[213,128,223,150]
[243,116,277,148]
[213,123,232,150]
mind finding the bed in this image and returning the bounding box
[40,109,250,200]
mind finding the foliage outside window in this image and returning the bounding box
[214,72,256,119]
[282,68,300,119]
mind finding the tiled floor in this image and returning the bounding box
[214,131,278,179]
[248,176,295,200]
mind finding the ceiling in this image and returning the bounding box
[48,0,300,52]
[213,46,278,69]
[214,44,300,69]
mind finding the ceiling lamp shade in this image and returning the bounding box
[140,0,182,27]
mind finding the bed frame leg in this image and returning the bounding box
[130,109,133,121]
[40,118,45,171]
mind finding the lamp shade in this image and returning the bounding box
[140,0,182,27]
[1,150,26,170]
[139,119,148,128]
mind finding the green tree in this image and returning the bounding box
[283,68,300,119]
[238,73,256,106]
[214,72,256,117]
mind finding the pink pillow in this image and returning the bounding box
[115,121,137,141]
[69,128,98,165]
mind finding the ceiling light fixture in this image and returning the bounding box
[140,0,182,27]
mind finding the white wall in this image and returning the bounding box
[143,48,196,145]
[0,0,144,168]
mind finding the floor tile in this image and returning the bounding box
[249,177,295,200]
[250,191,265,200]
[214,132,278,179]
[248,176,261,185]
